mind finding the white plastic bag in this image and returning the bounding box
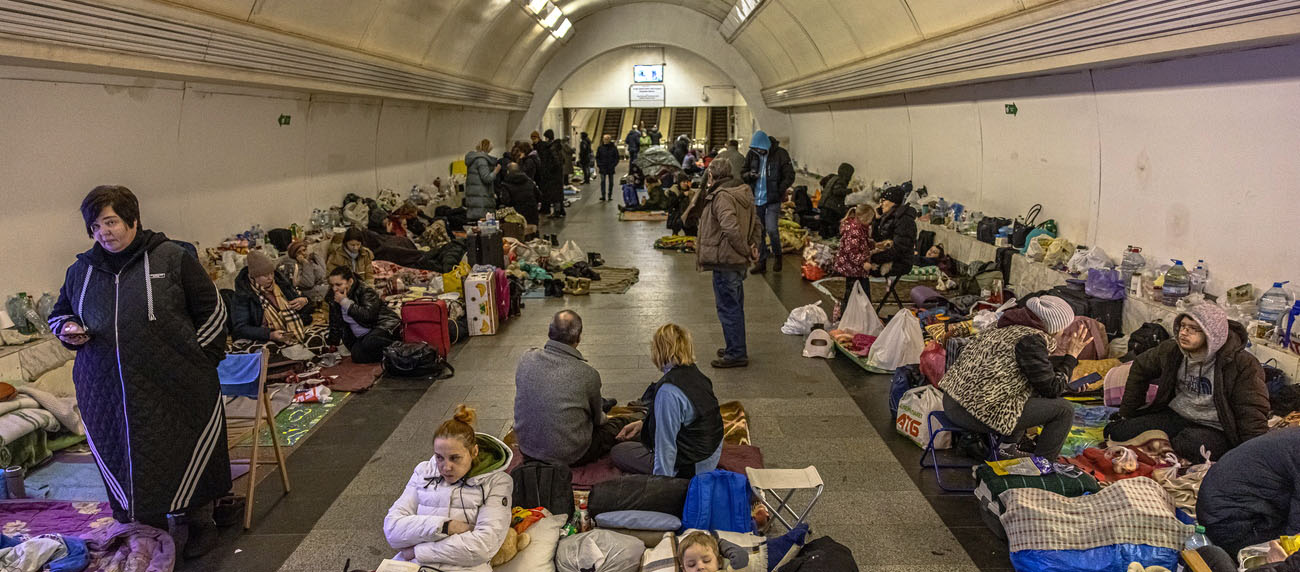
[802,329,835,358]
[1067,246,1113,274]
[782,301,828,335]
[866,310,924,371]
[972,298,1018,332]
[837,281,884,336]
[895,385,950,449]
[342,201,370,227]
[554,240,586,266]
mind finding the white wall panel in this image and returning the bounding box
[376,101,434,191]
[305,99,381,206]
[907,89,982,208]
[859,95,913,187]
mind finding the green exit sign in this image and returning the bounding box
[1004,103,1018,116]
[278,114,291,126]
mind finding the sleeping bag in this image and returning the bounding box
[1196,427,1300,555]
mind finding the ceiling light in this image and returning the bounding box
[541,5,562,27]
[527,0,547,14]
[553,18,572,38]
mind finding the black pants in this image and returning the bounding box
[841,276,871,314]
[600,173,615,199]
[943,393,1074,459]
[348,330,397,364]
[1104,409,1231,461]
[581,160,592,183]
[515,204,539,226]
[572,416,634,467]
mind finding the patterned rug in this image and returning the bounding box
[236,391,353,447]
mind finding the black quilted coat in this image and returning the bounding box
[48,230,230,521]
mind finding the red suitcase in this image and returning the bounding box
[401,299,451,357]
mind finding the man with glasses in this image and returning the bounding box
[1106,303,1269,460]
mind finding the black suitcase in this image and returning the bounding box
[467,229,505,268]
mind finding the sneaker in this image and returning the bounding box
[997,442,1034,459]
[711,357,749,369]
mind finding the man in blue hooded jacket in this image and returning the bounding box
[740,131,795,273]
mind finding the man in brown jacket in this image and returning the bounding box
[685,157,762,368]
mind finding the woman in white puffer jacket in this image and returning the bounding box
[383,404,514,571]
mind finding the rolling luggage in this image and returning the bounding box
[401,299,451,358]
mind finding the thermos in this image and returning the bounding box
[3,465,25,499]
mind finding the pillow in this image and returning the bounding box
[494,513,566,572]
[641,533,677,572]
[19,340,73,382]
[30,361,75,399]
[595,510,681,531]
[555,529,643,572]
[600,527,671,548]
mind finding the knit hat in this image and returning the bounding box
[1177,303,1230,355]
[246,251,276,278]
[287,240,307,260]
[1027,295,1075,334]
[881,185,907,205]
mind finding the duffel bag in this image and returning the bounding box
[382,341,454,379]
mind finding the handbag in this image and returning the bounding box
[381,341,455,379]
[1010,204,1042,249]
[977,217,1011,245]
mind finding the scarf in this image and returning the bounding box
[253,278,306,344]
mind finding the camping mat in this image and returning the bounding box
[618,211,669,222]
[720,401,750,446]
[236,391,353,447]
[322,358,384,392]
[814,276,938,305]
[589,266,640,294]
[834,340,891,374]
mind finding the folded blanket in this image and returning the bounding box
[0,397,60,446]
[1001,477,1191,553]
[15,386,82,435]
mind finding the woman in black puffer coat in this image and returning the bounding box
[326,266,401,364]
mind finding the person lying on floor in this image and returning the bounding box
[325,266,401,364]
[384,404,513,572]
[611,323,724,477]
[940,296,1093,459]
[1105,303,1268,461]
[514,310,632,467]
[278,240,329,305]
[230,251,312,346]
[327,227,375,285]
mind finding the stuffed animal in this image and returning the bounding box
[489,527,531,567]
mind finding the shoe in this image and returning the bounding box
[711,357,749,369]
[549,234,560,247]
[716,348,725,358]
[213,495,245,528]
[184,519,220,560]
[996,442,1034,459]
[602,397,617,413]
[750,264,767,275]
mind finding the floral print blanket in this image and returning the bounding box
[0,500,175,572]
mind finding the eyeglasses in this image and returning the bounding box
[1177,323,1203,335]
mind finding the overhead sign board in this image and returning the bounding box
[629,84,665,108]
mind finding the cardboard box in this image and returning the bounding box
[464,272,498,336]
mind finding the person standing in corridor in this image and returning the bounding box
[595,134,620,201]
[684,158,761,369]
[579,132,593,185]
[625,125,643,167]
[741,130,794,274]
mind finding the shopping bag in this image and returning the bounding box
[1085,268,1125,301]
[802,329,835,358]
[1042,238,1076,267]
[782,301,828,335]
[837,281,884,336]
[1067,246,1113,274]
[865,310,925,372]
[895,385,950,449]
[918,341,947,386]
[554,240,586,267]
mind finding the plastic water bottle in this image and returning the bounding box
[36,293,54,323]
[1121,246,1145,288]
[1185,525,1210,550]
[1190,260,1208,295]
[1258,282,1293,324]
[5,296,29,333]
[1163,260,1190,305]
[935,197,949,219]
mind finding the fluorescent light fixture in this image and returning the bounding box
[541,4,562,27]
[553,18,572,38]
[719,0,765,41]
[527,0,547,13]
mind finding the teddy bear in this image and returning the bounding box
[489,527,532,567]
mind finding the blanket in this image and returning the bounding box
[0,500,172,572]
[321,358,383,392]
[589,267,640,295]
[618,211,669,222]
[0,397,60,450]
[504,444,764,490]
[1001,477,1190,552]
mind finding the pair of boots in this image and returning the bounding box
[541,233,559,247]
[135,500,228,560]
[587,252,605,267]
[563,276,591,295]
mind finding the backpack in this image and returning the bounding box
[959,261,1002,296]
[510,460,574,518]
[888,364,927,419]
[622,184,640,208]
[1125,322,1171,360]
[381,341,454,379]
[776,536,859,572]
[681,470,754,534]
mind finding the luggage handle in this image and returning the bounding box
[1022,204,1042,227]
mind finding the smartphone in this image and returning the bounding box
[1068,373,1102,393]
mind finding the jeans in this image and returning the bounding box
[1104,409,1231,460]
[712,270,747,360]
[600,173,615,199]
[943,393,1074,459]
[756,203,782,265]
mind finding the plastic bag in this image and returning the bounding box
[802,329,835,359]
[866,311,925,372]
[972,298,1018,332]
[1024,236,1051,262]
[919,341,947,386]
[1043,238,1077,267]
[889,365,926,418]
[782,301,828,335]
[1068,246,1113,274]
[1085,268,1125,301]
[342,201,369,227]
[1010,545,1178,572]
[838,281,884,336]
[895,385,949,449]
[554,240,586,267]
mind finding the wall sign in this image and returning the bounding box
[629,84,665,108]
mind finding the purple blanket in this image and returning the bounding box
[0,500,175,572]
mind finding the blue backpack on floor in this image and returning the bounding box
[680,470,755,534]
[622,184,640,207]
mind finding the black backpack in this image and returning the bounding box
[381,341,454,379]
[1125,322,1171,360]
[510,460,574,517]
[777,536,859,572]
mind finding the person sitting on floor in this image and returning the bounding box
[327,227,375,285]
[326,266,401,364]
[682,148,704,176]
[384,404,513,572]
[940,296,1093,459]
[514,310,633,467]
[278,240,329,305]
[611,324,724,478]
[620,176,669,213]
[665,173,697,237]
[230,251,312,346]
[831,200,876,312]
[1106,303,1268,461]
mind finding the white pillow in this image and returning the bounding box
[494,514,567,572]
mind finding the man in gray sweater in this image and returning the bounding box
[514,310,632,466]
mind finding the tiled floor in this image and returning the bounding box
[180,170,1010,571]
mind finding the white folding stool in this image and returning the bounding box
[745,466,824,531]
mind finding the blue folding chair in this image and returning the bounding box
[919,410,1001,493]
[219,351,290,528]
